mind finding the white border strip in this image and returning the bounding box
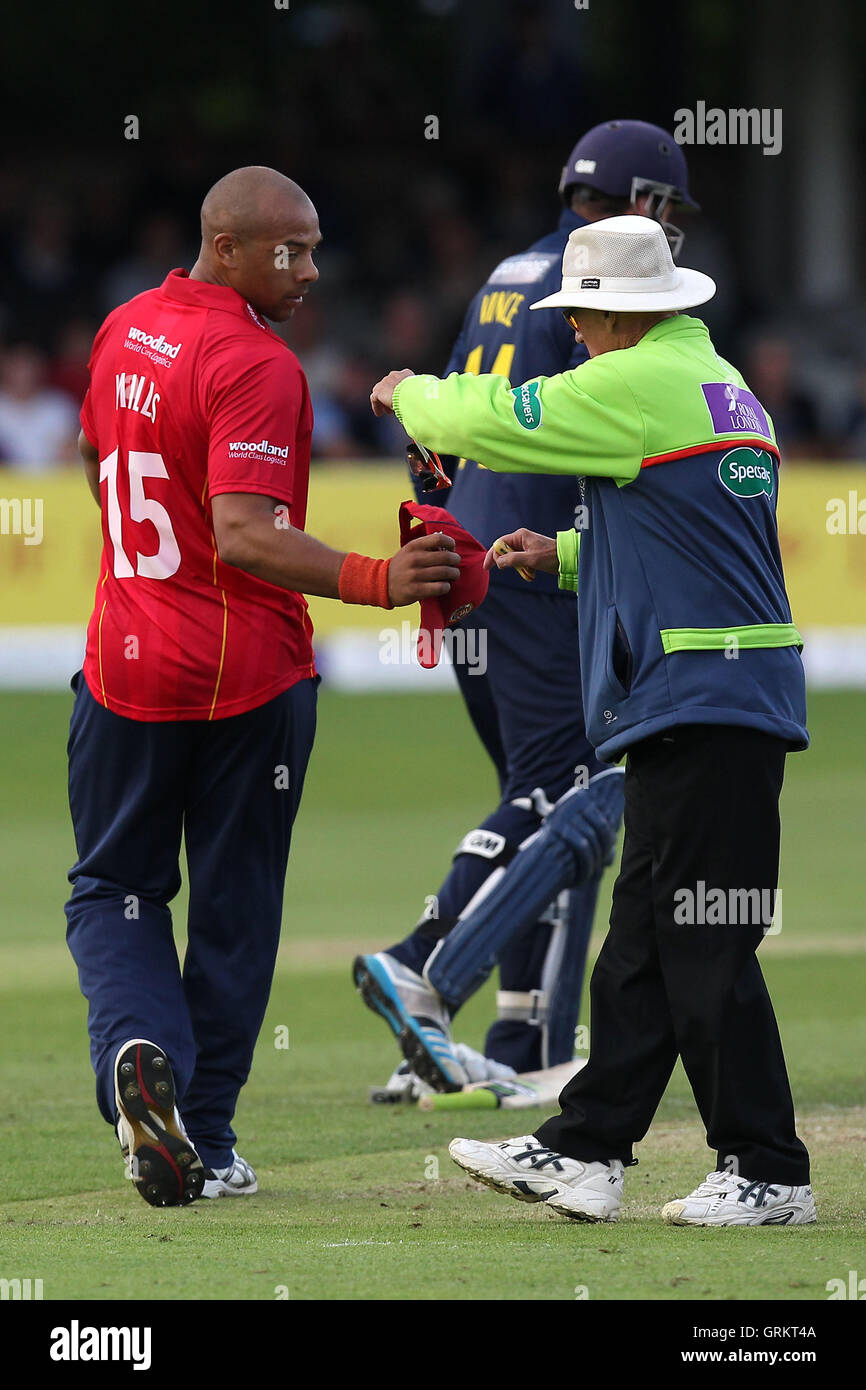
[1,626,866,692]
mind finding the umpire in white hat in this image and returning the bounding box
[370,216,814,1227]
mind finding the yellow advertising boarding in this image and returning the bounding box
[0,463,864,634]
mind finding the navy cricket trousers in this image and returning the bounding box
[65,670,317,1168]
[392,583,609,1072]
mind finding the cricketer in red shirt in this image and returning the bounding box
[67,169,462,1209]
[80,268,316,720]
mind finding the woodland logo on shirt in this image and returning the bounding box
[228,438,290,462]
[125,327,182,359]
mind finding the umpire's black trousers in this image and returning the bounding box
[535,725,810,1185]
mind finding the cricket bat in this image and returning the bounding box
[416,1058,583,1111]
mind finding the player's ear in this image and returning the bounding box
[212,232,239,267]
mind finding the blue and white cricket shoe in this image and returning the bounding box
[353,952,469,1093]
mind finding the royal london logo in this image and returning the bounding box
[718,446,775,500]
[511,380,543,431]
[125,327,182,358]
[701,381,772,440]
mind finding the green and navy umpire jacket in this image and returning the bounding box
[423,208,589,596]
[392,314,808,762]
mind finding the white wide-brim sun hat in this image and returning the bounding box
[530,214,716,314]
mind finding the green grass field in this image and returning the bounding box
[0,688,864,1301]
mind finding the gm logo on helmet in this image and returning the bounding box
[718,447,775,499]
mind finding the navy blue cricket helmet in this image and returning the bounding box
[559,119,697,257]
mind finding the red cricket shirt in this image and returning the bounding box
[80,269,316,720]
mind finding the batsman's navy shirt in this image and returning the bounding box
[439,208,588,595]
[80,269,316,720]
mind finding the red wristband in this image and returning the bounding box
[338,552,393,609]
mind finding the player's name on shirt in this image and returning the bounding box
[486,252,559,286]
[479,291,525,328]
[115,372,159,423]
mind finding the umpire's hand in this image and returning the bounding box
[485,529,558,577]
[371,368,415,416]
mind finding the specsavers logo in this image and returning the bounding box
[718,447,775,499]
[511,380,543,430]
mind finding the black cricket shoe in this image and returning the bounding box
[114,1039,204,1207]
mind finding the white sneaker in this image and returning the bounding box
[353,952,469,1092]
[662,1170,816,1226]
[449,1135,624,1222]
[201,1151,258,1198]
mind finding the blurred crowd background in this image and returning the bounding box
[1,0,864,469]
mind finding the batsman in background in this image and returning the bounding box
[354,121,698,1090]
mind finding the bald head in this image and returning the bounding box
[201,166,314,244]
[191,166,320,322]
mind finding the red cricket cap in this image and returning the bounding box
[399,501,490,668]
